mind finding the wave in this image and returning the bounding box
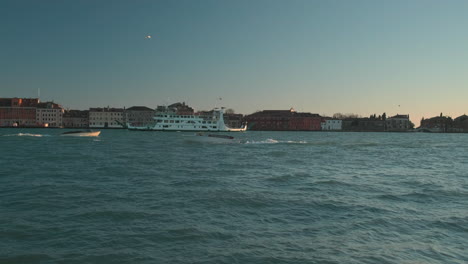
[266,150,288,157]
[309,141,339,146]
[195,190,273,209]
[343,142,379,147]
[245,138,279,144]
[0,254,53,263]
[377,188,468,203]
[430,217,468,233]
[267,172,310,182]
[245,138,308,144]
[160,226,234,241]
[2,133,50,137]
[313,179,356,187]
[72,208,157,220]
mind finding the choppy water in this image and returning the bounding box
[1,129,468,263]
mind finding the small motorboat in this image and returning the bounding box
[60,130,101,137]
[191,133,239,143]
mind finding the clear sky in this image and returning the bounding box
[2,0,468,125]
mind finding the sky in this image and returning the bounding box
[1,0,468,125]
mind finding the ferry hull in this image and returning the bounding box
[128,127,246,132]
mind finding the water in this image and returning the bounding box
[1,129,468,263]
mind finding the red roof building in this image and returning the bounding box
[244,108,322,131]
[0,98,39,127]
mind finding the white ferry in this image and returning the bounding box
[127,108,247,132]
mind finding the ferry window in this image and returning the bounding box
[170,120,174,123]
[164,120,168,123]
[213,126,217,129]
[202,121,206,124]
[175,120,179,123]
[163,125,169,128]
[202,126,207,129]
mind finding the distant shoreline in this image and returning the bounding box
[2,127,467,133]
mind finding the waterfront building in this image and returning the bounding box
[451,115,468,132]
[36,102,64,128]
[0,98,39,127]
[321,118,343,131]
[6,98,40,107]
[244,108,322,131]
[89,107,125,128]
[386,114,413,131]
[154,102,194,117]
[342,117,385,132]
[419,114,452,133]
[163,102,194,115]
[63,110,89,128]
[224,113,245,129]
[125,106,155,127]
